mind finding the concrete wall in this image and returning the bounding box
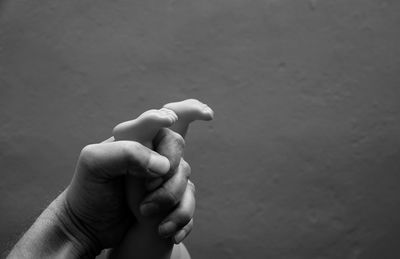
[1,0,400,258]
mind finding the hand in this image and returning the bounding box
[7,129,195,258]
[140,129,195,243]
[62,129,195,254]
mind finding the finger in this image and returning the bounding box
[153,128,185,176]
[144,157,190,191]
[158,180,196,238]
[173,219,193,244]
[140,159,191,216]
[78,141,170,179]
[144,128,186,196]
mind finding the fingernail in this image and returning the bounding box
[159,221,177,237]
[140,203,159,216]
[174,230,186,244]
[148,153,170,175]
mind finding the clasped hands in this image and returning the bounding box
[64,99,213,256]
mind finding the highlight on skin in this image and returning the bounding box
[109,99,214,259]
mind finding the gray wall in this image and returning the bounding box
[1,0,400,258]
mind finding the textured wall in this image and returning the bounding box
[1,0,400,258]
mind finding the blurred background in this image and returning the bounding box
[1,0,400,258]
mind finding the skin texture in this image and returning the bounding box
[8,129,193,259]
[110,99,214,259]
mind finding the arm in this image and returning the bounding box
[7,190,96,259]
[8,129,194,258]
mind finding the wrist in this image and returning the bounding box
[8,190,101,259]
[49,189,102,258]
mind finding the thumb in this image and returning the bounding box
[77,141,170,179]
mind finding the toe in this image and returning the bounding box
[159,108,178,122]
[156,108,178,125]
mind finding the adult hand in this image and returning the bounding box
[7,128,195,259]
[140,129,195,243]
[63,128,195,255]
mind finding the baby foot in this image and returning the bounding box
[163,99,214,137]
[113,108,178,148]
